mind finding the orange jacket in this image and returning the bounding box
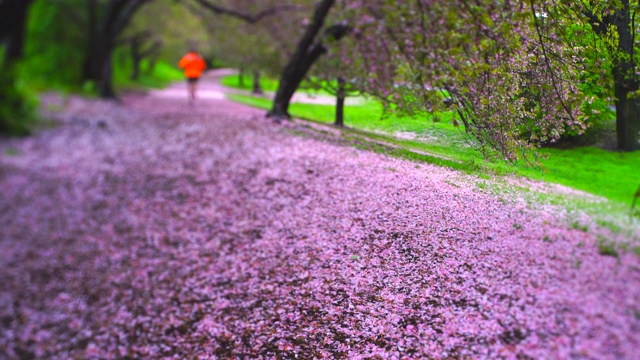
[179,52,206,78]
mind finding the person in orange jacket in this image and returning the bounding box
[178,48,207,103]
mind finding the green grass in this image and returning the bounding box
[226,92,640,210]
[522,147,640,205]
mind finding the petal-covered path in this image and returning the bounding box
[1,73,639,359]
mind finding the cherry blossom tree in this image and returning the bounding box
[345,0,589,162]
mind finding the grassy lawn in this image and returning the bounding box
[522,147,639,206]
[223,78,640,209]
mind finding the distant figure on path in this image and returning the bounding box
[178,48,207,104]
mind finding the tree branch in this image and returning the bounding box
[191,0,303,24]
[140,39,163,58]
[324,22,351,41]
[529,0,578,124]
[582,2,610,36]
[109,0,150,41]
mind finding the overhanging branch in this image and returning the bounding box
[530,0,578,124]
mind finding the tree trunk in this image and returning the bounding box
[131,54,141,81]
[0,0,34,61]
[270,43,329,119]
[82,1,116,97]
[587,1,640,151]
[610,3,640,151]
[83,38,116,98]
[252,70,263,94]
[0,0,34,135]
[146,54,158,74]
[615,86,640,151]
[100,58,115,98]
[128,33,160,80]
[335,77,345,127]
[238,68,245,88]
[131,42,142,81]
[268,0,335,119]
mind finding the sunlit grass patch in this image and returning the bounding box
[524,147,640,206]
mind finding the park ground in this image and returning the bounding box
[1,71,639,358]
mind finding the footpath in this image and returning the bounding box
[0,71,638,358]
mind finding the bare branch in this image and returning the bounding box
[109,0,151,40]
[190,0,303,24]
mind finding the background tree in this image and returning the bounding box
[88,0,304,98]
[82,0,152,98]
[121,0,212,82]
[20,0,94,88]
[18,0,206,92]
[306,34,364,127]
[267,0,350,119]
[197,12,287,94]
[0,0,36,135]
[186,0,355,121]
[120,30,163,81]
[0,0,34,61]
[533,0,640,151]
